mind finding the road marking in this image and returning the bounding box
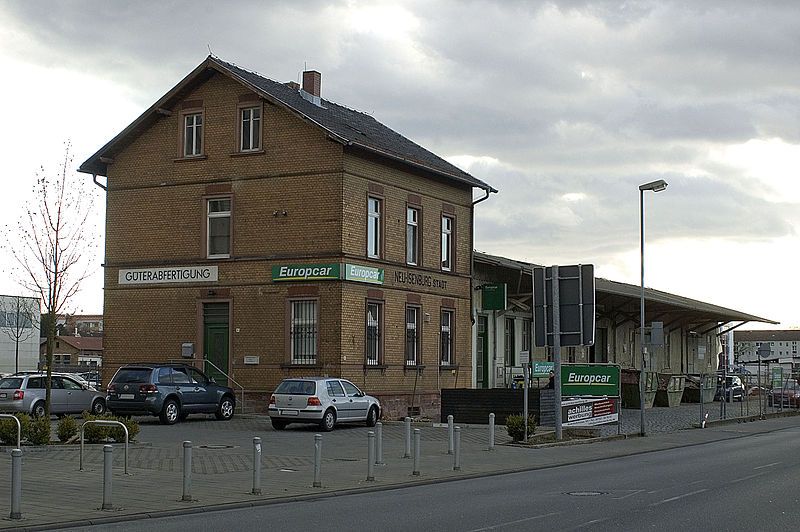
[650,488,707,506]
[467,512,561,531]
[611,489,645,500]
[753,462,780,470]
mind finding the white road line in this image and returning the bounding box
[467,512,561,531]
[650,488,708,507]
[753,462,781,470]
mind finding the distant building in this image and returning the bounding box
[0,294,41,374]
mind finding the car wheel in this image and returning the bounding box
[159,399,180,425]
[271,419,287,430]
[215,396,235,421]
[366,405,378,427]
[320,409,336,432]
[32,401,46,418]
[92,399,106,416]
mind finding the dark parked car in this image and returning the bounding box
[106,363,236,424]
[715,375,744,402]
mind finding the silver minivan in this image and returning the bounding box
[268,377,380,431]
[0,373,107,417]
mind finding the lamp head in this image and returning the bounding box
[639,179,668,192]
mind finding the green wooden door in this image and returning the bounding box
[203,303,229,384]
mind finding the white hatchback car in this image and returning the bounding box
[268,377,380,431]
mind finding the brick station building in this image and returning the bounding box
[79,56,495,418]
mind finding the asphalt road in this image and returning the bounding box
[58,422,800,532]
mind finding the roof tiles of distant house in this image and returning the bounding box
[79,56,495,193]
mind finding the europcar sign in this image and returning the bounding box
[561,364,620,397]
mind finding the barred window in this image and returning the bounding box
[290,300,317,364]
[441,309,453,365]
[366,302,382,366]
[405,306,420,366]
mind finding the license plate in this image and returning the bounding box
[119,394,135,400]
[281,409,299,416]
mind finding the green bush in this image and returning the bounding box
[27,415,51,445]
[81,412,139,443]
[0,414,30,445]
[505,413,536,442]
[57,416,79,442]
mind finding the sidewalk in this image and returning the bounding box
[0,410,798,531]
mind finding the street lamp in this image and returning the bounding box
[639,179,667,437]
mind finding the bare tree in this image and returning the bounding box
[5,142,98,415]
[0,296,40,373]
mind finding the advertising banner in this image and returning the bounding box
[562,397,618,426]
[561,364,620,397]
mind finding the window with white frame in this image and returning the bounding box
[184,112,203,157]
[440,309,453,365]
[240,106,261,151]
[406,207,419,265]
[441,215,453,271]
[207,198,231,258]
[405,306,420,366]
[368,197,381,258]
[366,301,382,366]
[290,300,317,364]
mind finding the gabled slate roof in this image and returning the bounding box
[79,56,495,192]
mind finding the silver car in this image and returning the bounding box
[0,373,107,417]
[268,377,380,431]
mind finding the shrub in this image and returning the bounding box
[27,415,51,445]
[505,413,536,442]
[0,414,30,445]
[57,416,79,442]
[81,413,139,443]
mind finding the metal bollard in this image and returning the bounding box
[412,428,421,476]
[313,434,322,488]
[182,441,192,502]
[367,431,375,481]
[102,445,113,510]
[454,427,462,471]
[447,415,454,455]
[375,422,385,465]
[403,417,412,458]
[9,448,21,520]
[252,437,262,495]
[488,413,496,451]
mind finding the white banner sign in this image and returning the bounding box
[119,266,219,285]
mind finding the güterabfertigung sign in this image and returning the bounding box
[561,364,620,397]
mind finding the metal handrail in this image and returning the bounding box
[204,358,246,413]
[79,420,129,475]
[0,414,21,449]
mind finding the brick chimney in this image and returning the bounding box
[302,70,321,97]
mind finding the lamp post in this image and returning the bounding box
[639,179,668,437]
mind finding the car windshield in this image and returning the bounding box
[275,380,316,395]
[0,378,23,389]
[112,368,152,384]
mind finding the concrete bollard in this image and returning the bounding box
[367,431,375,481]
[313,434,322,488]
[454,427,462,471]
[447,415,454,455]
[102,445,113,510]
[488,413,495,451]
[9,448,21,520]
[252,437,262,495]
[403,417,412,458]
[182,441,192,502]
[375,422,385,465]
[412,428,421,476]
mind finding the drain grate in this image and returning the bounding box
[566,491,605,497]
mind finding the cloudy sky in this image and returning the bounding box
[1,1,798,327]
